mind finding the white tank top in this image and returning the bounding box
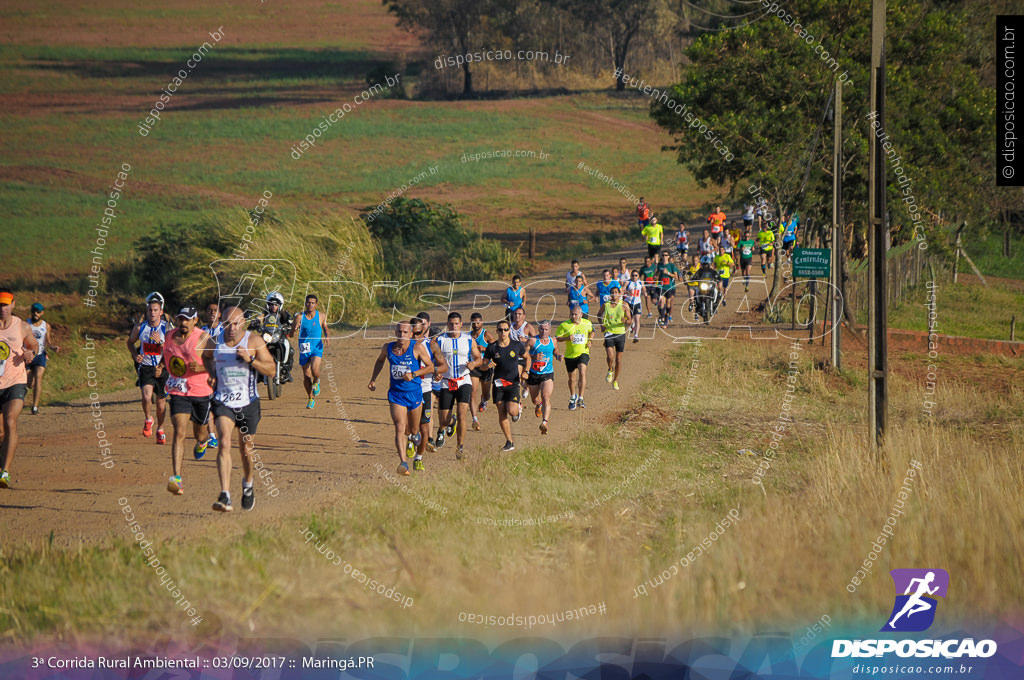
[213,331,258,407]
[419,337,434,394]
[30,320,48,352]
[436,333,472,380]
[509,321,529,343]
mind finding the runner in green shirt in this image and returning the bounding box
[639,256,659,320]
[555,305,593,411]
[600,286,632,391]
[655,251,681,327]
[737,229,756,292]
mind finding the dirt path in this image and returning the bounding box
[2,244,779,547]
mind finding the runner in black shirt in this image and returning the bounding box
[483,322,527,452]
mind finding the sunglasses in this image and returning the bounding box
[497,327,510,332]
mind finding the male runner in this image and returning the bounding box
[757,220,777,274]
[203,306,275,511]
[524,320,558,434]
[26,303,60,415]
[737,229,756,292]
[483,321,527,451]
[368,320,434,475]
[508,306,535,344]
[636,197,651,228]
[0,289,39,488]
[594,270,620,326]
[413,312,447,469]
[714,245,735,308]
[601,286,631,390]
[742,203,755,229]
[162,306,215,495]
[127,294,170,443]
[565,260,587,294]
[781,213,799,262]
[624,270,645,343]
[556,305,593,411]
[503,275,526,323]
[617,258,630,288]
[201,301,223,341]
[685,254,701,312]
[640,256,659,319]
[641,216,663,259]
[698,229,715,259]
[297,294,330,409]
[656,251,681,326]
[567,276,591,319]
[469,312,495,430]
[434,311,483,460]
[707,206,726,243]
[675,223,689,263]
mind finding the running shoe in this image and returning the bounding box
[535,404,543,418]
[613,381,620,390]
[208,434,219,449]
[668,315,673,322]
[31,406,39,415]
[569,395,578,411]
[694,313,699,321]
[406,440,415,457]
[606,371,613,383]
[167,476,184,495]
[156,430,167,445]
[241,485,255,511]
[472,418,480,431]
[410,432,422,446]
[397,462,411,476]
[540,420,549,435]
[688,302,694,312]
[212,492,233,512]
[632,336,639,344]
[456,445,465,460]
[445,416,457,437]
[478,400,488,412]
[312,380,321,397]
[647,312,652,318]
[193,438,209,460]
[426,440,436,453]
[307,398,315,409]
[143,418,153,437]
[722,299,727,308]
[0,470,10,488]
[435,430,445,448]
[578,399,586,409]
[413,457,425,472]
[511,409,521,423]
[502,441,515,452]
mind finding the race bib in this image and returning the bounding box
[531,358,548,372]
[390,363,410,380]
[571,333,586,345]
[300,342,312,354]
[495,378,512,388]
[141,341,162,356]
[166,376,188,394]
[742,246,752,256]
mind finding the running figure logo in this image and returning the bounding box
[882,568,949,632]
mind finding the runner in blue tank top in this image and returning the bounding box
[524,320,560,435]
[503,274,526,323]
[368,320,434,476]
[297,294,330,409]
[568,276,591,318]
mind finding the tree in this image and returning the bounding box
[384,0,501,95]
[559,0,662,90]
[650,0,993,322]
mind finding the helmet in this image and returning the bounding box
[146,291,165,306]
[700,255,714,266]
[266,291,284,306]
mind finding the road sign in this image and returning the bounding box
[792,248,831,278]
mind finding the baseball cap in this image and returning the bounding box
[0,292,13,305]
[176,306,198,319]
[31,303,44,312]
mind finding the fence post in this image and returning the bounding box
[1012,315,1017,342]
[529,226,536,259]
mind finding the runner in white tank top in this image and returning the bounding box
[508,307,534,343]
[432,312,482,459]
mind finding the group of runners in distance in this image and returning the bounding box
[0,199,799,500]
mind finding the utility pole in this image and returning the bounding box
[868,0,888,451]
[831,82,842,370]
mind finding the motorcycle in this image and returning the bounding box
[249,312,293,400]
[689,276,721,325]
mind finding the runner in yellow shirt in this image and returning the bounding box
[555,305,593,411]
[641,216,663,260]
[757,220,776,274]
[600,287,632,390]
[713,246,735,308]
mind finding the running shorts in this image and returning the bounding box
[492,382,521,404]
[28,352,47,369]
[0,383,28,409]
[170,394,212,425]
[387,388,422,410]
[212,399,261,436]
[420,391,432,424]
[603,334,626,352]
[137,365,168,397]
[526,372,554,386]
[437,383,473,410]
[564,354,590,373]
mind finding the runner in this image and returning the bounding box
[433,311,483,460]
[567,275,591,319]
[685,254,701,312]
[728,220,742,249]
[742,203,755,229]
[601,286,631,390]
[368,320,434,476]
[127,294,170,443]
[639,256,659,319]
[297,294,330,409]
[508,306,535,343]
[656,250,681,326]
[617,257,631,288]
[162,306,215,496]
[675,223,689,264]
[698,229,715,259]
[523,320,558,434]
[624,270,645,343]
[26,303,60,416]
[757,220,777,274]
[482,321,528,451]
[202,306,275,511]
[714,245,736,308]
[413,312,447,468]
[555,305,593,411]
[737,229,756,292]
[636,197,651,229]
[503,274,526,323]
[707,205,726,243]
[565,260,587,294]
[0,289,40,489]
[594,270,620,326]
[469,312,495,431]
[201,301,223,341]
[781,213,799,263]
[641,216,663,260]
[722,229,736,261]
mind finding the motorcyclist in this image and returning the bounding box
[255,292,294,383]
[690,256,721,321]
